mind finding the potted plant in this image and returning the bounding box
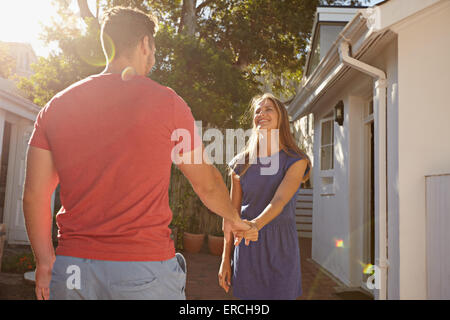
[207,214,224,256]
[182,210,205,254]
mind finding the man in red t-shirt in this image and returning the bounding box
[23,6,254,300]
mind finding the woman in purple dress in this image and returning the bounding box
[218,93,311,300]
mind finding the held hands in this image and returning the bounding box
[233,220,259,246]
[219,219,259,293]
[222,218,259,246]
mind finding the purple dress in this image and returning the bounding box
[229,149,310,300]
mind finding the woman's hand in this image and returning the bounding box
[218,258,232,293]
[234,220,259,246]
[243,220,259,245]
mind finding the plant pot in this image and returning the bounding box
[183,232,205,253]
[208,234,224,256]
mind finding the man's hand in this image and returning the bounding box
[223,217,251,246]
[223,218,260,246]
[35,262,54,300]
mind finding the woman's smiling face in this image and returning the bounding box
[254,98,279,131]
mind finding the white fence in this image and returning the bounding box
[295,188,313,238]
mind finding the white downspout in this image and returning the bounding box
[338,40,389,300]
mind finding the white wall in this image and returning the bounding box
[310,35,400,293]
[311,95,353,286]
[396,1,450,299]
[347,95,366,287]
[304,0,450,298]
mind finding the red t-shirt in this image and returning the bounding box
[29,73,201,261]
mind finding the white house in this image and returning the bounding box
[0,42,40,245]
[288,0,450,300]
[1,42,37,78]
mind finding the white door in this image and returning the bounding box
[7,123,33,244]
[426,174,450,299]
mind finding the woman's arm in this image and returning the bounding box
[252,159,308,231]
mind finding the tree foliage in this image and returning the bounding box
[17,0,367,127]
[18,16,104,106]
[152,26,259,127]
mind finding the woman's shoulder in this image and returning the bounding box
[281,149,311,181]
[282,149,311,171]
[282,149,307,160]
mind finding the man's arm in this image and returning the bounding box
[23,146,59,300]
[224,171,242,247]
[175,145,250,233]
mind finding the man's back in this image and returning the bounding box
[23,6,251,300]
[29,73,198,261]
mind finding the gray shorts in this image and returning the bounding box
[49,253,186,300]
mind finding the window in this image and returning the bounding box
[320,118,334,171]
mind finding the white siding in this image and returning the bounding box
[296,188,313,238]
[426,174,450,300]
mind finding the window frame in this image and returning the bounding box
[319,116,334,173]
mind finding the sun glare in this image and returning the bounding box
[0,1,60,57]
[0,0,98,57]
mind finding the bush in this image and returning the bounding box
[1,252,35,274]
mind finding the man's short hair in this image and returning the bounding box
[100,6,158,59]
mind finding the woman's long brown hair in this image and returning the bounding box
[230,93,311,183]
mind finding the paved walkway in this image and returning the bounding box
[0,238,344,300]
[184,237,342,300]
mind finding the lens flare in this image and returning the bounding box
[335,239,344,248]
[121,66,136,81]
[363,263,374,274]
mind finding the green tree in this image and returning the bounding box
[102,0,367,97]
[151,26,259,127]
[17,0,367,127]
[18,0,104,106]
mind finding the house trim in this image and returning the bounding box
[288,0,445,122]
[0,88,40,121]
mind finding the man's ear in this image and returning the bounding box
[141,35,150,55]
